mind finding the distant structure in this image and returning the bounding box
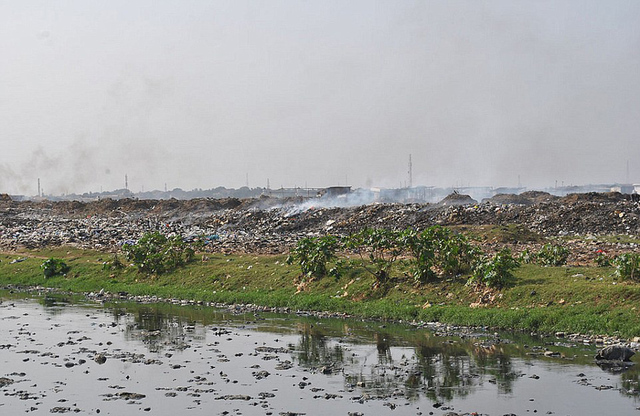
[321,186,352,198]
[408,154,413,189]
[611,184,636,194]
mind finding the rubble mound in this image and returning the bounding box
[1,192,640,257]
[519,191,558,204]
[0,194,11,202]
[560,192,628,204]
[483,193,531,205]
[438,193,477,206]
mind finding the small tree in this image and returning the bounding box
[41,258,70,278]
[427,226,479,276]
[400,228,437,283]
[469,248,520,289]
[536,244,569,266]
[287,235,340,279]
[613,253,640,281]
[344,228,403,287]
[122,232,197,274]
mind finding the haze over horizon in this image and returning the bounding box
[1,1,639,196]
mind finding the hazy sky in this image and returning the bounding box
[1,1,640,195]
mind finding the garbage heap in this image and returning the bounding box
[0,192,638,261]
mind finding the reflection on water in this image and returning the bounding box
[3,290,640,415]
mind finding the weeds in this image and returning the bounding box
[122,232,198,275]
[536,244,569,266]
[469,248,520,289]
[41,258,70,278]
[286,235,340,280]
[613,253,640,281]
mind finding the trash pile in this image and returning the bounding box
[1,192,639,257]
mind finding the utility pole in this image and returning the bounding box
[125,174,128,191]
[37,178,41,198]
[408,154,413,188]
[627,160,630,183]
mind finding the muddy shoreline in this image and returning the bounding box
[2,284,633,350]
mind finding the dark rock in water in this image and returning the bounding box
[94,354,107,364]
[595,345,635,361]
[0,377,15,387]
[118,392,146,400]
[597,360,635,374]
[216,394,252,400]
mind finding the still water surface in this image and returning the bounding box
[1,291,640,416]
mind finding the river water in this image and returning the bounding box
[1,291,640,416]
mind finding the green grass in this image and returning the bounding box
[2,248,640,338]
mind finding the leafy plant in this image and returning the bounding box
[469,248,520,289]
[400,228,437,283]
[102,254,125,271]
[122,232,197,275]
[427,226,479,276]
[613,253,640,281]
[594,250,611,267]
[519,249,536,264]
[344,228,403,287]
[286,235,341,279]
[536,244,569,266]
[41,258,70,278]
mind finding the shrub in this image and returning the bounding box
[469,248,520,289]
[594,250,611,267]
[400,229,437,283]
[122,232,197,274]
[286,235,340,279]
[103,254,125,271]
[536,244,569,266]
[41,258,70,278]
[613,253,640,281]
[519,249,536,264]
[427,226,479,276]
[344,228,403,287]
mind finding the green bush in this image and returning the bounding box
[519,249,536,264]
[400,229,437,283]
[613,253,640,281]
[344,228,404,287]
[122,232,197,275]
[536,244,569,266]
[286,235,340,279]
[594,251,611,267]
[41,258,70,278]
[427,226,479,276]
[469,248,520,289]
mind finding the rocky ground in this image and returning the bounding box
[1,192,639,263]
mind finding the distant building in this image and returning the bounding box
[611,184,635,194]
[321,186,352,198]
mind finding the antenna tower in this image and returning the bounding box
[408,154,413,188]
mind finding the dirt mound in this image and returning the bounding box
[519,191,558,204]
[438,193,477,206]
[560,192,627,204]
[483,193,531,205]
[0,194,11,202]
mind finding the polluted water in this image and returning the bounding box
[1,290,640,416]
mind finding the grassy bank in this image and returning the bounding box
[2,247,640,338]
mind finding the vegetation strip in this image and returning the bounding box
[2,235,640,339]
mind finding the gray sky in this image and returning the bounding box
[1,0,640,195]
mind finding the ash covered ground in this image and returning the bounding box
[1,191,639,264]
